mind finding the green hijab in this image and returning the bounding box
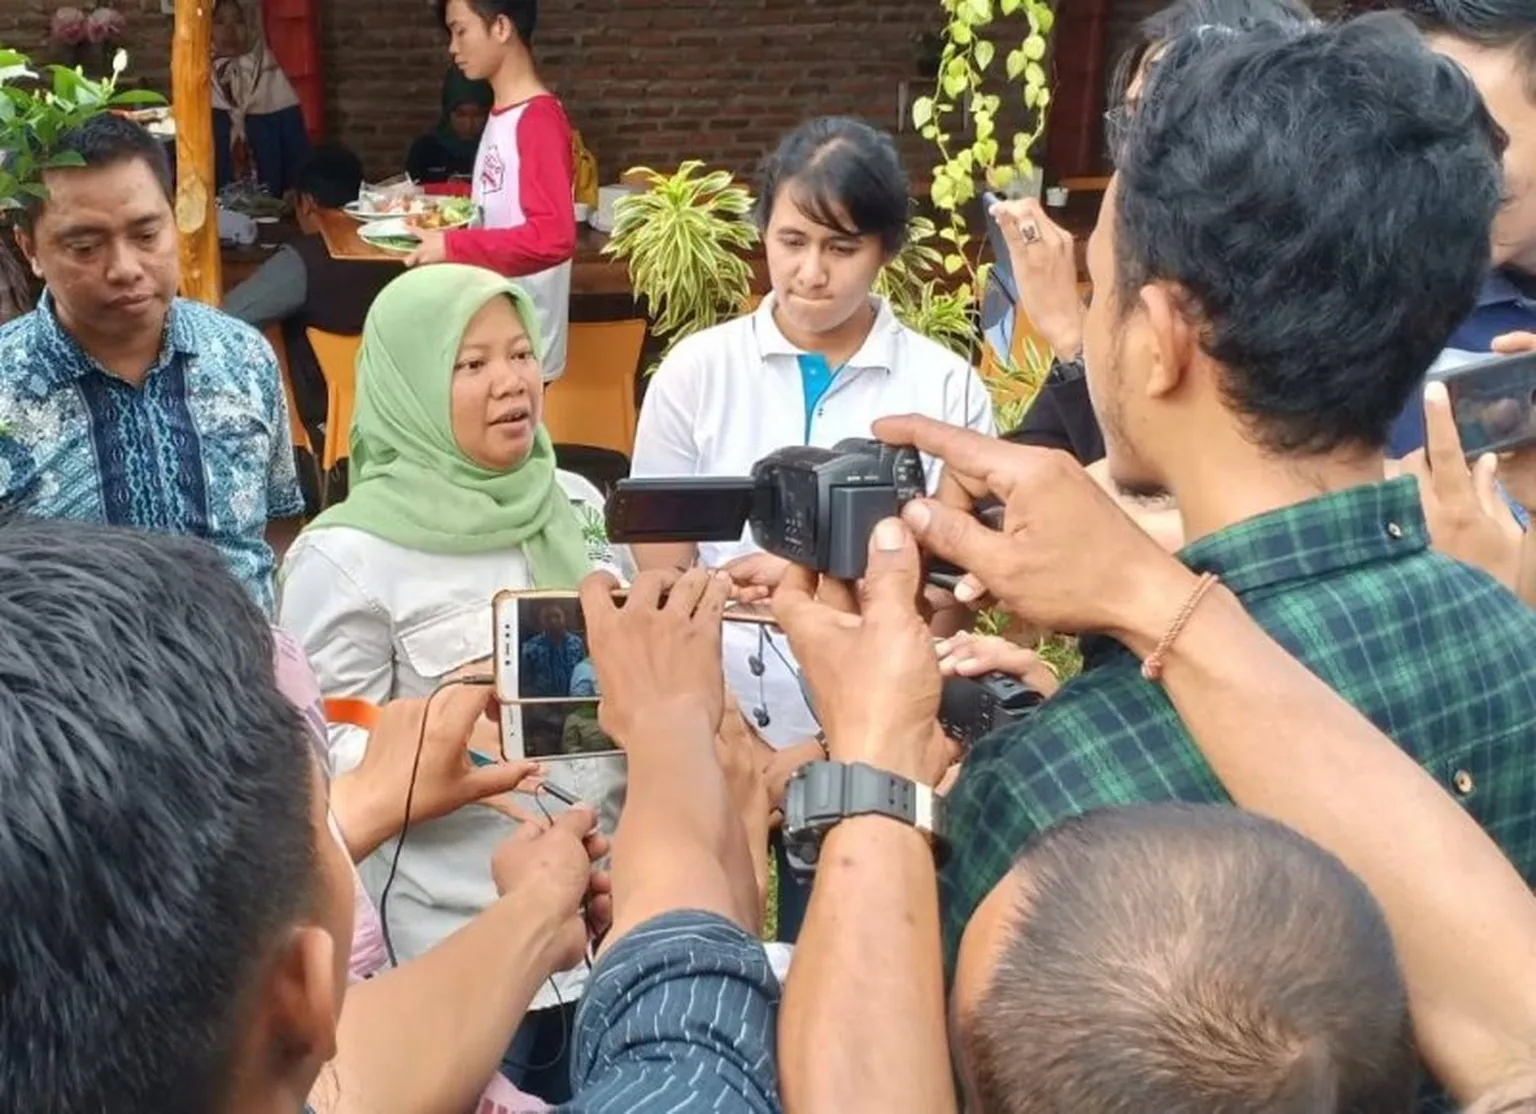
[436,67,493,164]
[304,265,590,587]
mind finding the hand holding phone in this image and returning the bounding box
[1427,348,1536,458]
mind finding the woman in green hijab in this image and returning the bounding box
[278,264,625,1102]
[405,67,493,183]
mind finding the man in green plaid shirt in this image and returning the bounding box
[932,12,1536,1021]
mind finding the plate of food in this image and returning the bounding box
[345,196,434,222]
[411,196,477,231]
[356,217,422,254]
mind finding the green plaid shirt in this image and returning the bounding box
[942,479,1536,1105]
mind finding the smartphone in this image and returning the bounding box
[980,190,1018,301]
[491,588,773,759]
[605,476,755,544]
[1428,349,1536,457]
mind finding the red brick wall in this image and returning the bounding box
[5,0,1352,185]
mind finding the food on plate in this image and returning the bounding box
[409,197,476,231]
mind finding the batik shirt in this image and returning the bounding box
[0,292,303,615]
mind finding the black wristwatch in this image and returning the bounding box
[782,761,946,879]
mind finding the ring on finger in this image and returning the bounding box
[1018,220,1042,244]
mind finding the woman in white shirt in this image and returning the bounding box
[629,116,995,938]
[279,264,620,1101]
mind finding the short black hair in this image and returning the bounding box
[297,143,365,210]
[22,111,173,228]
[1113,13,1504,455]
[1400,0,1536,101]
[0,517,320,1113]
[754,116,910,258]
[962,804,1415,1114]
[436,0,537,46]
[1110,0,1316,106]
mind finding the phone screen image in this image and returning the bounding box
[514,595,599,703]
[511,699,619,760]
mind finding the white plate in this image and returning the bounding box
[357,217,422,253]
[344,199,432,223]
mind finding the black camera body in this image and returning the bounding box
[938,670,1046,749]
[606,438,928,580]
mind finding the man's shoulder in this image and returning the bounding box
[174,298,268,346]
[0,307,42,362]
[173,300,277,384]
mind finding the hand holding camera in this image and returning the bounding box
[772,517,954,786]
[873,414,1199,644]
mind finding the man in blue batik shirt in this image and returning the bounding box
[0,113,303,616]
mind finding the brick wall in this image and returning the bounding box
[2,0,1358,187]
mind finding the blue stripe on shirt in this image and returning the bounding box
[564,910,782,1113]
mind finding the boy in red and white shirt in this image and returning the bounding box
[409,0,574,381]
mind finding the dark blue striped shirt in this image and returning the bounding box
[563,910,782,1113]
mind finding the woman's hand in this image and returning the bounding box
[934,631,1062,697]
[1399,381,1524,591]
[990,197,1084,361]
[330,685,543,862]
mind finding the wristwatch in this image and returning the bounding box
[781,761,946,879]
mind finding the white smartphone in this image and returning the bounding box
[491,587,775,761]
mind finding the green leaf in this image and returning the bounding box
[1006,48,1026,81]
[911,96,934,129]
[1023,34,1047,61]
[110,89,167,106]
[974,39,995,71]
[941,68,967,100]
[42,151,85,169]
[1025,61,1047,89]
[943,253,965,275]
[974,137,999,167]
[949,20,973,46]
[1032,4,1055,34]
[974,114,995,142]
[990,165,1017,189]
[1035,87,1052,111]
[1023,84,1039,109]
[920,123,939,141]
[1000,0,1020,13]
[930,174,957,211]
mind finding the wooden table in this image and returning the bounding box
[314,209,770,298]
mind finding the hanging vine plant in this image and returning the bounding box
[910,0,1059,402]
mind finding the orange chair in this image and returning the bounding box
[542,319,647,458]
[305,328,363,485]
[261,325,313,458]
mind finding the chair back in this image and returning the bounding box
[305,328,363,474]
[542,319,646,457]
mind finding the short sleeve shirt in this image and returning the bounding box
[0,293,304,615]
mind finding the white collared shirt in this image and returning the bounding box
[631,294,995,746]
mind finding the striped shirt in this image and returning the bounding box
[564,910,782,1113]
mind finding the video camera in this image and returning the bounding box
[605,438,934,580]
[938,670,1045,749]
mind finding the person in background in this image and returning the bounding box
[1391,0,1536,457]
[0,113,303,616]
[629,115,992,943]
[278,265,622,1103]
[521,601,585,698]
[211,0,310,199]
[408,0,575,384]
[407,67,494,184]
[224,144,397,472]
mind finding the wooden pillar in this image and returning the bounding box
[1043,0,1111,180]
[172,0,221,305]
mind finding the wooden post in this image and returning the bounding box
[172,0,221,305]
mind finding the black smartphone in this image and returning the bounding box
[980,190,1017,300]
[605,476,756,543]
[1429,350,1536,457]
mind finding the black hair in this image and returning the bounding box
[0,517,321,1114]
[1109,0,1316,107]
[1400,0,1536,101]
[754,116,910,257]
[1112,13,1504,455]
[436,0,537,46]
[21,112,172,229]
[962,804,1415,1114]
[297,144,365,210]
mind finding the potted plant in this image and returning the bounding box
[0,46,161,215]
[602,161,759,375]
